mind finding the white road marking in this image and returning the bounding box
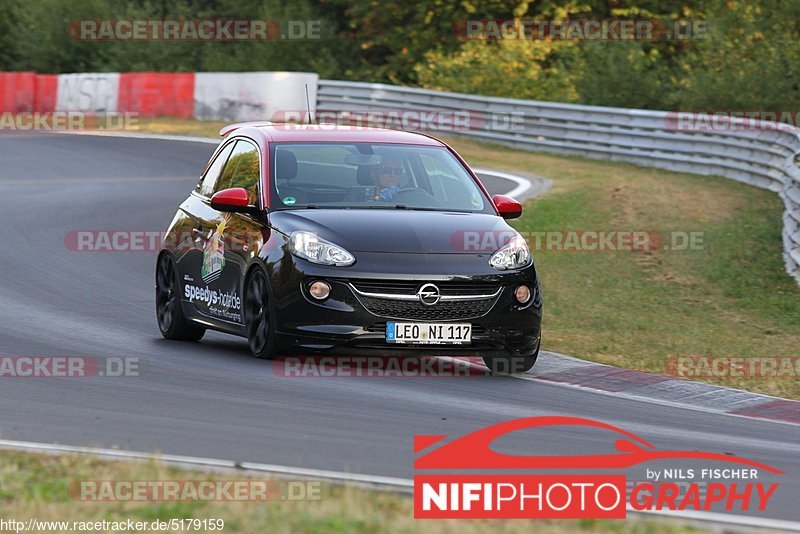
[473,167,532,197]
[51,130,218,144]
[0,438,412,489]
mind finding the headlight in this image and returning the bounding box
[289,231,355,266]
[489,235,530,270]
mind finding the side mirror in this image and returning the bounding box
[210,188,256,213]
[492,194,523,219]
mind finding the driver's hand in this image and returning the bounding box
[379,185,401,201]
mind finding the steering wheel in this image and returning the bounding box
[393,187,441,205]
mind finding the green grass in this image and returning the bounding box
[130,118,800,399]
[444,137,800,398]
[132,116,228,138]
[0,451,699,533]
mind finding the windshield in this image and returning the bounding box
[270,143,492,213]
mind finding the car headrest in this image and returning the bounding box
[357,164,378,185]
[275,150,298,181]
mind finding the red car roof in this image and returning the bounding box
[219,121,444,146]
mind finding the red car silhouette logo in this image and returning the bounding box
[414,416,782,473]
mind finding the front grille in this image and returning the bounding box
[348,279,502,321]
[355,293,499,321]
[351,280,500,297]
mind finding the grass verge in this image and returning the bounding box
[0,450,698,533]
[130,118,800,399]
[133,117,229,138]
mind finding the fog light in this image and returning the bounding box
[309,280,331,300]
[515,285,531,304]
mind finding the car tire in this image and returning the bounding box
[483,343,539,375]
[244,267,280,360]
[155,253,205,341]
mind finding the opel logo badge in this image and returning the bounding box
[417,283,441,306]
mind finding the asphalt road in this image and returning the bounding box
[0,132,798,523]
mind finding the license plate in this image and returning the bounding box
[386,322,471,344]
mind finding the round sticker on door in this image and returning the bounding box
[283,196,296,205]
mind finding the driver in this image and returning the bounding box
[370,156,405,201]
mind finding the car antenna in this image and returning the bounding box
[305,83,316,125]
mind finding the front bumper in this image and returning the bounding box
[266,251,542,358]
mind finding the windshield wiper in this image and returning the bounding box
[275,204,463,212]
[391,205,452,212]
[358,204,448,211]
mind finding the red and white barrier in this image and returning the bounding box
[0,72,36,113]
[56,73,120,112]
[119,73,195,118]
[0,71,318,120]
[34,74,58,112]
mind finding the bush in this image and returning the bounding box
[415,39,579,102]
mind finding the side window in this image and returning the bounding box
[215,140,260,205]
[418,152,483,210]
[419,153,456,180]
[196,142,235,197]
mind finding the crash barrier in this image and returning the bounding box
[316,79,800,285]
[0,71,318,121]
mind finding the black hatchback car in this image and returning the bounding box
[156,123,542,373]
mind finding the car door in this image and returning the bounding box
[176,139,237,323]
[204,139,264,326]
[177,137,264,327]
